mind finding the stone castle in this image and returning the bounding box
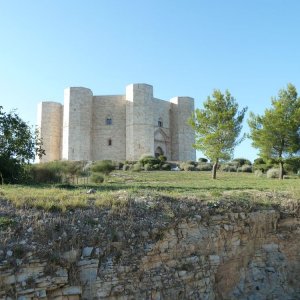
[37,83,196,162]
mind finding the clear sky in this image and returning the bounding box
[1,0,300,162]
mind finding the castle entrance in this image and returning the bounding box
[155,146,164,158]
[154,128,169,159]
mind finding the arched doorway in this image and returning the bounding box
[155,146,164,158]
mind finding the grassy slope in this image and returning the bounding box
[0,171,299,212]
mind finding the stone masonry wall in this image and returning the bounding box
[38,84,196,162]
[0,198,299,300]
[91,96,126,161]
[62,87,93,161]
[36,102,62,162]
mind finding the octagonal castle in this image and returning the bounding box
[37,83,196,162]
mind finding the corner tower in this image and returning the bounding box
[36,101,62,162]
[126,84,154,160]
[170,96,196,161]
[62,87,93,160]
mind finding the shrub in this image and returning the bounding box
[158,155,167,163]
[221,164,238,172]
[152,164,161,170]
[284,157,300,174]
[186,161,197,166]
[196,163,212,171]
[254,170,264,177]
[90,173,105,183]
[180,163,196,171]
[232,158,252,167]
[254,158,265,165]
[139,155,160,167]
[198,158,208,163]
[123,164,130,171]
[114,161,124,170]
[27,164,61,183]
[161,163,171,171]
[144,163,153,171]
[132,163,142,172]
[91,160,115,175]
[238,164,252,173]
[266,168,280,179]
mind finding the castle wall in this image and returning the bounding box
[126,84,154,161]
[38,84,196,163]
[170,97,196,161]
[62,87,93,160]
[36,101,62,162]
[91,96,126,161]
[152,98,171,159]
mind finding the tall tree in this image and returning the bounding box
[0,106,45,183]
[189,90,247,179]
[248,83,300,179]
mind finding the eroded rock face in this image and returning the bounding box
[0,206,299,299]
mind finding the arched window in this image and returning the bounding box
[158,118,163,127]
[106,117,112,125]
[108,138,112,146]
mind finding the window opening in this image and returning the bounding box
[106,117,112,125]
[108,138,112,146]
[158,118,163,127]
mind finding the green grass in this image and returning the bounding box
[0,171,299,211]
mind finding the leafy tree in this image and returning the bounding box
[189,90,247,179]
[248,84,300,179]
[0,106,44,183]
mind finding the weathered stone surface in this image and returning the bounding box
[37,83,196,162]
[0,207,299,299]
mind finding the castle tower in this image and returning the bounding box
[126,84,154,160]
[170,97,196,161]
[36,102,62,162]
[62,87,93,160]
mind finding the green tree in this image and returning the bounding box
[189,90,247,179]
[248,84,300,179]
[0,106,45,183]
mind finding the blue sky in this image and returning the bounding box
[1,0,300,162]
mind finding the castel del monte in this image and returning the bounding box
[37,83,196,163]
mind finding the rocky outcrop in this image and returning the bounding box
[0,197,299,299]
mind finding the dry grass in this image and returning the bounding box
[0,171,299,211]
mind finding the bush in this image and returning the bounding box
[198,158,208,163]
[91,160,115,175]
[139,155,160,167]
[153,164,161,170]
[238,164,252,173]
[123,164,130,171]
[90,173,104,183]
[158,155,167,163]
[186,161,197,166]
[266,168,280,179]
[132,163,142,172]
[284,157,300,174]
[221,164,238,172]
[161,163,171,171]
[254,170,263,177]
[180,162,196,171]
[196,163,212,171]
[27,163,62,183]
[254,158,265,165]
[114,161,124,170]
[232,158,252,167]
[144,163,153,171]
